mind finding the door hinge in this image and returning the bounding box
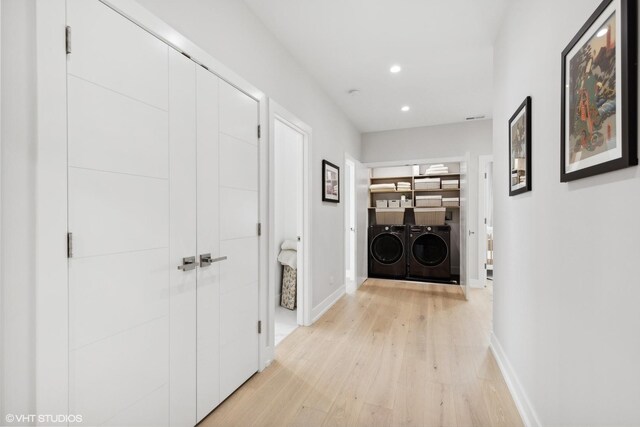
[484,218,487,224]
[257,223,262,236]
[484,263,487,270]
[258,320,262,334]
[484,172,487,179]
[67,232,73,258]
[257,125,261,139]
[65,26,72,54]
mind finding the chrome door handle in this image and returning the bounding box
[177,256,199,271]
[469,230,475,236]
[200,253,227,267]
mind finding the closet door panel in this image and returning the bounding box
[68,168,168,258]
[218,82,260,402]
[220,238,259,295]
[68,75,168,179]
[219,81,258,144]
[219,187,259,241]
[219,134,258,191]
[69,317,169,426]
[195,67,221,422]
[168,50,197,427]
[102,385,169,427]
[69,248,168,350]
[67,0,168,110]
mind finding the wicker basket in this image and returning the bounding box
[414,208,446,225]
[375,208,405,225]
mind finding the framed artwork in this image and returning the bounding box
[509,96,532,196]
[322,160,340,203]
[561,0,637,182]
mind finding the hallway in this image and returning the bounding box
[202,280,522,426]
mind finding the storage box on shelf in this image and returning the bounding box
[442,197,459,207]
[376,200,388,208]
[388,200,400,208]
[416,195,442,207]
[414,177,440,190]
[441,179,459,190]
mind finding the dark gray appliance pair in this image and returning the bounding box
[368,224,451,282]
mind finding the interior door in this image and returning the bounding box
[196,66,221,422]
[218,81,260,400]
[67,1,170,425]
[459,155,469,299]
[168,49,197,427]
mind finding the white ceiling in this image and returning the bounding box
[243,0,509,132]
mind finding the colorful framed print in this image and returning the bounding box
[322,160,340,203]
[561,0,637,182]
[509,96,532,196]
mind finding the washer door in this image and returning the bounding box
[412,233,448,267]
[370,233,403,265]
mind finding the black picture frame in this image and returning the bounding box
[560,0,637,182]
[322,160,340,203]
[509,96,532,196]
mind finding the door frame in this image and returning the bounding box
[267,100,312,360]
[35,0,269,416]
[478,155,493,285]
[344,155,357,293]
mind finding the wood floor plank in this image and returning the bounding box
[201,280,523,427]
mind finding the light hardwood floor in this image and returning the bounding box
[201,279,523,427]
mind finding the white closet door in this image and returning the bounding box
[168,50,197,427]
[196,67,221,422]
[67,1,170,426]
[218,81,260,401]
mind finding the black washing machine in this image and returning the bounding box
[406,225,451,282]
[368,225,406,279]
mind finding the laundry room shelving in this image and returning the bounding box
[369,172,461,209]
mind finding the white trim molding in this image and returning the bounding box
[311,286,346,323]
[490,332,542,427]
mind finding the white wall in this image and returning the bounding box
[493,1,640,425]
[274,120,301,299]
[1,0,37,419]
[136,0,361,308]
[362,120,493,284]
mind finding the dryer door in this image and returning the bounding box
[412,234,448,267]
[371,233,404,265]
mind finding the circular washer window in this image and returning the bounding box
[371,233,403,265]
[412,233,448,267]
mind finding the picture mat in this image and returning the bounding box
[564,0,622,173]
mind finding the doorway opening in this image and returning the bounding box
[478,155,494,284]
[269,101,311,348]
[344,157,357,294]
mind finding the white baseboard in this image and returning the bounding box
[490,333,542,427]
[357,276,367,288]
[311,285,346,324]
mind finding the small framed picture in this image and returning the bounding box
[509,96,532,196]
[561,0,637,182]
[322,160,340,203]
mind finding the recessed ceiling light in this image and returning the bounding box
[401,106,410,112]
[390,65,402,73]
[596,27,608,37]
